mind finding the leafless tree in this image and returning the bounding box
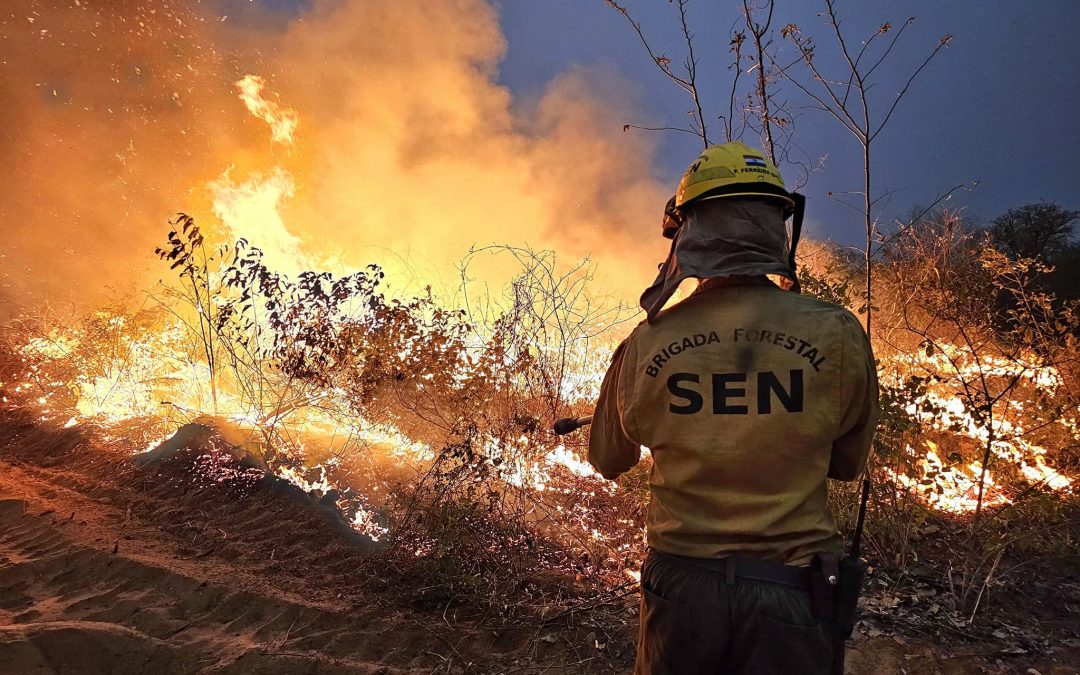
[778,3,953,335]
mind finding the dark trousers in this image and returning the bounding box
[635,549,834,675]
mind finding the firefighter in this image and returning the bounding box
[588,141,879,674]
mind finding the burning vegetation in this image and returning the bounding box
[2,1,1079,671]
[3,190,1077,627]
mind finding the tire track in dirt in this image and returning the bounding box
[0,495,445,673]
[0,412,532,674]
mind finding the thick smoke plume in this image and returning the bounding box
[1,0,669,315]
[1,1,248,312]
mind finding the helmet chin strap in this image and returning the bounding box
[787,192,806,294]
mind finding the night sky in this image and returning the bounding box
[496,0,1080,244]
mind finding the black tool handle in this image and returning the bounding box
[851,478,870,558]
[553,415,593,435]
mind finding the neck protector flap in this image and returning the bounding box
[639,198,798,321]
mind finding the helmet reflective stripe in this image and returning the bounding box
[688,166,737,183]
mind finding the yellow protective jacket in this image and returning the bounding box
[589,277,879,566]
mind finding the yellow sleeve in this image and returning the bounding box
[588,338,642,480]
[828,312,880,481]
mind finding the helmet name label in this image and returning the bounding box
[734,166,782,181]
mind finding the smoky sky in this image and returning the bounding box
[215,0,1080,242]
[4,0,1077,315]
[0,0,670,313]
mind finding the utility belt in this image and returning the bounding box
[652,549,862,621]
[652,549,815,590]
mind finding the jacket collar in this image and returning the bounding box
[694,275,778,294]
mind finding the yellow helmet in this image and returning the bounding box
[675,141,794,211]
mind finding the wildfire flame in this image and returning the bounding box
[879,343,1073,512]
[2,69,621,548]
[210,167,312,275]
[235,75,299,146]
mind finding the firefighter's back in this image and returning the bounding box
[619,277,870,566]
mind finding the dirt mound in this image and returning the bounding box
[133,419,382,553]
[0,416,471,673]
[133,419,268,471]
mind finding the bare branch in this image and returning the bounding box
[864,17,916,80]
[773,52,864,138]
[727,26,746,142]
[675,0,709,146]
[604,0,708,146]
[779,28,865,140]
[870,34,954,141]
[742,0,778,160]
[622,123,702,138]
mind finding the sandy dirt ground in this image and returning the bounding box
[0,410,1072,674]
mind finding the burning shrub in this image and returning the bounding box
[150,218,642,602]
[0,303,207,451]
[874,213,1078,516]
[813,210,1080,614]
